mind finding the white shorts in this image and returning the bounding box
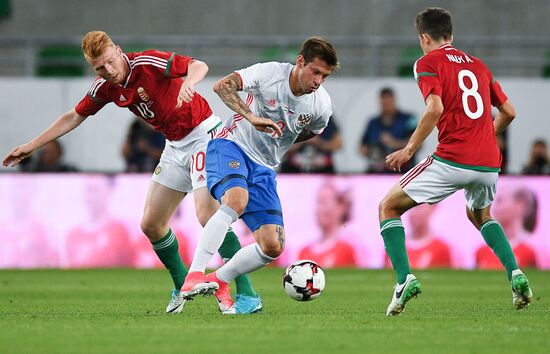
[400,155,498,210]
[151,114,223,193]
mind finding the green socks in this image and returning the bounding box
[480,220,518,280]
[218,228,258,297]
[380,217,518,284]
[152,228,257,296]
[380,218,411,284]
[152,229,188,289]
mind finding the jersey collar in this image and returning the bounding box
[122,53,132,88]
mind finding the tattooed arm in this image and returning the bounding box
[213,73,282,136]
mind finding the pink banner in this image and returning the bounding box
[0,174,548,269]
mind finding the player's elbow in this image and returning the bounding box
[191,59,209,74]
[213,80,224,94]
[505,106,516,122]
[427,102,444,118]
[504,112,516,125]
[500,100,516,122]
[64,109,87,128]
[425,94,444,118]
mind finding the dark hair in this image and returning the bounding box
[380,87,394,97]
[416,7,453,41]
[513,188,538,232]
[320,182,352,224]
[298,37,339,68]
[533,138,547,147]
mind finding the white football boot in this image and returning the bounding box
[165,289,187,314]
[386,274,422,316]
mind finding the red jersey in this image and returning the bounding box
[476,243,538,269]
[66,219,134,268]
[414,44,508,170]
[75,50,212,141]
[384,238,451,269]
[407,239,451,269]
[298,239,358,268]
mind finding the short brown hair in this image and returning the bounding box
[416,7,453,41]
[380,87,394,97]
[81,31,115,60]
[298,37,339,68]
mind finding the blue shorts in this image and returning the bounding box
[206,138,284,232]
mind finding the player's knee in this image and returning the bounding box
[258,237,284,258]
[379,194,407,221]
[378,196,394,219]
[257,226,285,258]
[465,209,479,229]
[221,187,248,215]
[469,207,492,230]
[140,218,165,242]
[195,208,211,227]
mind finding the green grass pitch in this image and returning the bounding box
[0,268,549,354]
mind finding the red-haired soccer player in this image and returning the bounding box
[3,31,258,314]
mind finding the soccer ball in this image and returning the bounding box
[282,260,325,301]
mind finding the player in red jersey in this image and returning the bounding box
[377,8,532,316]
[2,31,258,314]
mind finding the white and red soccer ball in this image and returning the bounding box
[283,260,325,301]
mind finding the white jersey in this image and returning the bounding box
[219,62,332,168]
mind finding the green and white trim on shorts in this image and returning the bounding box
[431,154,500,173]
[400,154,498,210]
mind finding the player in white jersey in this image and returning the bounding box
[180,37,338,314]
[220,61,333,167]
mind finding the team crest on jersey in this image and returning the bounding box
[297,113,312,127]
[228,161,240,169]
[154,165,162,175]
[137,87,150,102]
[267,98,277,107]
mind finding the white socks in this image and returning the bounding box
[216,243,275,283]
[189,205,238,273]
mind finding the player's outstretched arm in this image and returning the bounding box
[2,109,87,167]
[493,100,516,135]
[213,73,282,136]
[386,93,443,171]
[176,59,209,107]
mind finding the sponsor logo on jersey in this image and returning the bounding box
[154,165,162,175]
[267,98,277,107]
[297,113,312,127]
[228,161,240,169]
[197,174,206,182]
[137,87,150,102]
[119,94,127,102]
